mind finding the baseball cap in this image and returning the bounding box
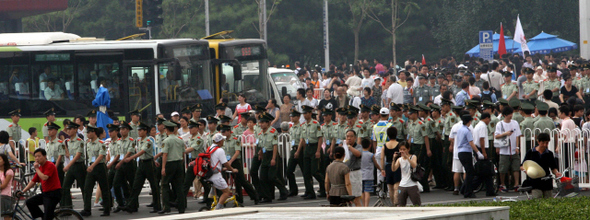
[212,133,226,143]
[379,108,390,115]
[171,111,180,117]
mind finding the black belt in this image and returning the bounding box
[140,158,153,161]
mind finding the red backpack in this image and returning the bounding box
[193,146,220,178]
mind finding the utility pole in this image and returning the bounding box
[580,0,590,59]
[323,0,330,70]
[205,0,210,36]
[262,0,267,42]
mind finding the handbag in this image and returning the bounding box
[493,121,509,148]
[410,156,425,182]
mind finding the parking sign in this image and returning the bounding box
[479,30,493,61]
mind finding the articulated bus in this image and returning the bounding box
[0,32,217,139]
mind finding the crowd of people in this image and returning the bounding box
[1,53,590,218]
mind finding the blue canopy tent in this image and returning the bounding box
[92,86,113,139]
[465,33,519,57]
[514,32,577,55]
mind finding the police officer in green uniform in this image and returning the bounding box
[181,106,192,119]
[387,103,407,142]
[335,108,348,148]
[258,112,289,202]
[296,105,325,199]
[428,104,447,189]
[533,102,556,136]
[407,106,431,192]
[182,120,208,204]
[321,108,337,175]
[522,68,539,104]
[7,109,22,160]
[509,99,524,123]
[430,75,441,98]
[219,124,259,204]
[286,109,303,196]
[501,72,519,101]
[159,120,186,214]
[42,108,57,143]
[150,118,167,208]
[232,112,250,136]
[482,101,500,165]
[122,122,161,213]
[190,104,203,123]
[112,121,136,213]
[414,75,432,105]
[204,116,220,147]
[85,110,98,139]
[80,125,111,217]
[543,66,562,104]
[61,122,86,208]
[46,122,66,186]
[128,110,141,139]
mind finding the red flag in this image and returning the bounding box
[421,54,426,65]
[498,23,507,58]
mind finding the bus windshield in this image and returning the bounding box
[158,59,213,115]
[222,59,267,106]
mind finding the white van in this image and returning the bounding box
[268,67,304,105]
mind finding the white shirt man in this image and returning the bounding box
[345,74,362,97]
[449,121,467,173]
[472,120,489,149]
[485,70,504,92]
[494,119,521,155]
[386,80,403,105]
[44,85,64,100]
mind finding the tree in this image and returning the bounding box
[334,0,373,63]
[22,0,90,32]
[255,0,282,41]
[159,0,203,38]
[366,0,419,67]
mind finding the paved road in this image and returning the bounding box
[25,175,590,219]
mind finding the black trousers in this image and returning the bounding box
[26,189,61,220]
[459,152,494,197]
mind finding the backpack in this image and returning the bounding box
[193,146,220,179]
[481,91,493,102]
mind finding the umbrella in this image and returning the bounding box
[513,32,577,55]
[92,86,113,139]
[465,33,519,57]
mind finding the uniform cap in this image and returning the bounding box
[44,108,56,116]
[254,105,266,113]
[217,124,232,131]
[258,112,275,122]
[137,121,150,130]
[347,106,360,114]
[498,98,509,105]
[191,103,202,112]
[206,116,219,124]
[301,105,314,113]
[537,102,549,111]
[417,103,430,111]
[188,120,200,129]
[409,106,420,114]
[290,109,302,117]
[371,105,381,115]
[502,71,513,78]
[181,106,192,114]
[360,104,371,112]
[521,102,535,111]
[106,124,119,131]
[8,109,21,117]
[86,125,99,133]
[441,98,453,106]
[451,105,464,111]
[218,115,232,123]
[162,120,177,128]
[215,103,227,110]
[346,110,358,119]
[129,109,141,116]
[336,107,348,114]
[156,117,166,125]
[321,108,334,116]
[508,98,521,108]
[87,109,97,117]
[523,67,535,74]
[429,104,441,111]
[119,121,133,130]
[389,102,401,111]
[67,122,80,129]
[546,65,558,72]
[47,122,61,130]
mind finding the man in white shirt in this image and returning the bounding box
[449,113,467,195]
[360,68,375,89]
[494,106,522,192]
[473,113,490,154]
[386,75,403,105]
[345,71,362,97]
[433,85,449,105]
[44,80,64,100]
[207,133,238,210]
[295,88,311,124]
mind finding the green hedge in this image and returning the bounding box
[429,196,590,220]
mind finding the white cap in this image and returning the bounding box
[212,133,226,143]
[171,111,180,117]
[380,108,390,115]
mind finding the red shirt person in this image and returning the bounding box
[21,148,62,220]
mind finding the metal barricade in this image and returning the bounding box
[240,134,257,183]
[277,133,291,181]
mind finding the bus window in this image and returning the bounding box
[221,61,265,105]
[6,65,29,98]
[127,66,153,118]
[159,61,210,103]
[33,64,74,100]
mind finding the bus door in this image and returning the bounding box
[122,62,156,124]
